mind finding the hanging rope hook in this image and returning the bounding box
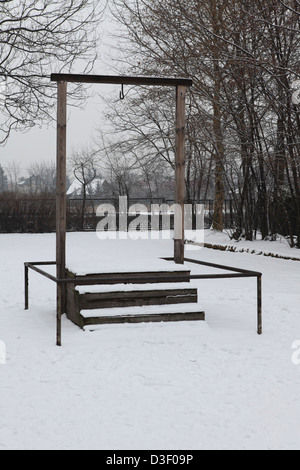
[120,84,125,100]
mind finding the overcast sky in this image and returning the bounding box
[0,7,124,173]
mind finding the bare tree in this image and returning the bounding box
[0,0,105,144]
[69,147,101,229]
[109,0,300,245]
[25,162,56,194]
[110,0,239,228]
[0,164,8,192]
[5,161,22,192]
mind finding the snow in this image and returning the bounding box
[66,236,189,275]
[203,230,300,260]
[0,230,300,450]
[76,282,196,295]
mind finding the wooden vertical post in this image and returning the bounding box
[56,81,67,346]
[174,86,187,264]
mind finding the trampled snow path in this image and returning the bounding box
[0,232,300,450]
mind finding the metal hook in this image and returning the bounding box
[120,84,125,100]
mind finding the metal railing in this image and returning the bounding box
[25,258,262,346]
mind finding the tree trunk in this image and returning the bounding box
[212,70,225,231]
[81,183,87,231]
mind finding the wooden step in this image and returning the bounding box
[80,304,205,328]
[66,269,191,285]
[75,282,196,294]
[66,284,198,325]
[73,283,198,311]
[64,267,205,331]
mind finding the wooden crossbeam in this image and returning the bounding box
[51,74,193,88]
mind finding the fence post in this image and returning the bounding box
[257,274,262,335]
[25,264,29,310]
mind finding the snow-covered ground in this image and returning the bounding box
[202,230,300,260]
[0,230,300,450]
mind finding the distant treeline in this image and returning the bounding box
[0,193,297,246]
[0,193,233,233]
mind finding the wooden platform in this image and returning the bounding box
[65,269,191,285]
[65,267,205,329]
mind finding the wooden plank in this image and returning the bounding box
[80,295,198,310]
[82,311,205,326]
[80,288,198,301]
[56,81,67,346]
[66,282,84,327]
[66,306,85,329]
[66,283,79,313]
[51,74,193,88]
[174,85,187,264]
[79,289,198,310]
[66,270,191,285]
